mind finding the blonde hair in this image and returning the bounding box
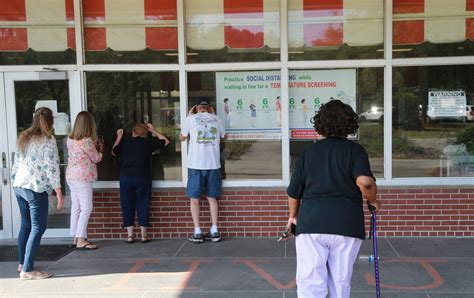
[17,107,54,154]
[69,111,97,141]
[132,123,148,138]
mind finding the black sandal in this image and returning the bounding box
[141,236,151,243]
[125,236,134,244]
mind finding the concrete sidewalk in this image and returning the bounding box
[1,237,473,297]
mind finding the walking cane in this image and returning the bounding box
[368,205,381,298]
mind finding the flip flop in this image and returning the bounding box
[76,242,98,250]
[141,236,151,243]
[125,236,134,244]
[20,271,52,280]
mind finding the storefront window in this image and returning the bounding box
[290,68,384,178]
[83,0,178,64]
[288,0,384,60]
[185,0,280,63]
[393,0,474,58]
[86,72,181,181]
[393,65,474,177]
[188,71,282,179]
[0,0,76,65]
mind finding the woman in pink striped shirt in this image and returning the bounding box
[66,111,103,250]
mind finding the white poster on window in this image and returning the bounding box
[215,71,282,140]
[216,69,356,140]
[288,69,356,139]
[427,90,466,120]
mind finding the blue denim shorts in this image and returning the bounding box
[186,168,222,199]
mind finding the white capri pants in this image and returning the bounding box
[68,180,93,238]
[295,233,362,298]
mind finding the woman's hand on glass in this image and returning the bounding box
[188,105,197,115]
[146,123,157,133]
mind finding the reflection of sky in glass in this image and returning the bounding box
[224,12,263,19]
[304,9,342,18]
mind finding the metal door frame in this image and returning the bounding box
[1,71,82,239]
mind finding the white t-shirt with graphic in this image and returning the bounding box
[181,112,225,169]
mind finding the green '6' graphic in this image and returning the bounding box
[237,98,243,110]
[262,98,269,109]
[314,97,321,109]
[289,98,295,109]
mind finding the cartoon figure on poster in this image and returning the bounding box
[301,99,308,126]
[276,96,281,127]
[249,102,257,127]
[223,98,230,127]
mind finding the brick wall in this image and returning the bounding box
[88,187,474,239]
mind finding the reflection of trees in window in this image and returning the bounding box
[357,68,383,113]
[310,24,342,47]
[86,72,180,180]
[15,81,69,132]
[0,49,75,65]
[393,66,474,162]
[224,26,264,48]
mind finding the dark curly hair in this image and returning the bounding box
[312,99,359,138]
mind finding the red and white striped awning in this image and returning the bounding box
[0,0,473,52]
[0,0,178,52]
[393,0,474,45]
[186,0,280,50]
[289,0,474,48]
[83,0,178,51]
[289,0,384,47]
[0,0,75,52]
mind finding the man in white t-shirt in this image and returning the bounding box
[179,98,226,243]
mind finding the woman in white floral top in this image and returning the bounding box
[11,107,64,280]
[66,111,103,250]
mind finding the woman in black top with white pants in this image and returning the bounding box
[287,100,381,298]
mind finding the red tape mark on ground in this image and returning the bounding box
[108,259,149,290]
[365,258,446,291]
[238,260,296,290]
[178,260,211,290]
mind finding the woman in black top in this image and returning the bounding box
[112,123,169,243]
[287,100,381,298]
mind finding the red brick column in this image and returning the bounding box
[88,187,474,239]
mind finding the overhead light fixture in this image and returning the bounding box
[164,52,199,56]
[377,48,413,52]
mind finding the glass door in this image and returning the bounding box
[2,71,82,238]
[0,72,13,238]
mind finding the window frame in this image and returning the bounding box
[1,0,473,187]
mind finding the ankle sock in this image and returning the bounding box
[210,225,218,234]
[194,227,202,235]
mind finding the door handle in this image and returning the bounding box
[2,152,7,185]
